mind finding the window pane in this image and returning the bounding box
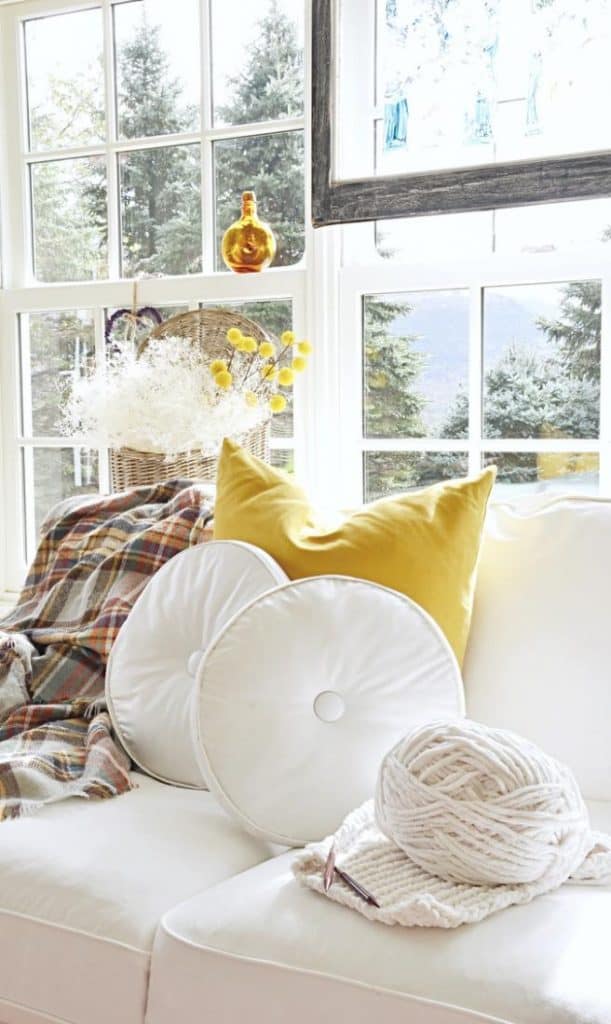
[119,144,202,276]
[212,0,304,126]
[495,198,611,255]
[364,451,469,503]
[201,299,294,439]
[32,447,99,536]
[363,292,469,440]
[25,10,105,151]
[270,449,295,474]
[23,311,95,436]
[376,211,492,262]
[106,304,189,349]
[484,452,599,497]
[31,158,108,282]
[214,131,305,269]
[114,0,200,139]
[376,199,611,261]
[483,283,601,441]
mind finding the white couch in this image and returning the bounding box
[1,494,609,1024]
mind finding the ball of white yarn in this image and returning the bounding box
[375,719,591,887]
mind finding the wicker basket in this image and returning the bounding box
[110,308,273,491]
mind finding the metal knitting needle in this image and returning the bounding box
[323,843,336,892]
[323,844,380,908]
[335,866,380,908]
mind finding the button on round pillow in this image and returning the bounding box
[106,541,288,788]
[193,576,464,845]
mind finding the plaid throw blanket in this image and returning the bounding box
[0,480,214,820]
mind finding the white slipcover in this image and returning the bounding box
[0,774,276,1024]
[146,800,611,1024]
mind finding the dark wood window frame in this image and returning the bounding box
[312,0,611,227]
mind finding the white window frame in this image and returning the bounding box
[338,239,611,506]
[0,0,342,597]
[2,0,309,286]
[335,1,611,506]
[2,0,609,602]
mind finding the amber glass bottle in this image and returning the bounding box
[221,191,276,274]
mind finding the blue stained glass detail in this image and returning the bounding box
[526,51,543,134]
[384,97,409,150]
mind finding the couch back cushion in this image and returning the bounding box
[464,496,611,801]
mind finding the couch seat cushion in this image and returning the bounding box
[0,774,275,1024]
[147,801,611,1024]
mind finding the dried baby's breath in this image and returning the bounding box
[63,336,267,455]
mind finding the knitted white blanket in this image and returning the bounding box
[293,800,611,928]
[293,721,611,928]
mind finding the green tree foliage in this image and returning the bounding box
[486,347,598,440]
[536,281,601,383]
[27,313,100,529]
[363,297,429,496]
[217,0,303,126]
[442,303,601,484]
[32,158,108,283]
[365,450,467,502]
[364,298,427,439]
[445,347,598,439]
[28,58,104,150]
[29,312,96,435]
[29,63,107,283]
[214,1,305,267]
[114,19,201,275]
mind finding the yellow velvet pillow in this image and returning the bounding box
[214,439,495,664]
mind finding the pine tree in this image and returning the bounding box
[536,281,601,383]
[115,18,201,275]
[364,298,427,438]
[362,297,430,497]
[214,1,305,268]
[442,345,599,483]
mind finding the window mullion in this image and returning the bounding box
[337,241,363,508]
[468,284,483,477]
[0,303,25,589]
[201,0,215,273]
[103,0,120,281]
[599,273,611,494]
[1,11,28,288]
[207,117,304,142]
[93,306,110,493]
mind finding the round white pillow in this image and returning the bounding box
[193,575,464,845]
[106,541,288,787]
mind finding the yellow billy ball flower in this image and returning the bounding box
[244,390,258,408]
[291,356,307,372]
[242,335,258,353]
[258,340,276,359]
[260,363,279,381]
[227,327,243,346]
[214,370,233,389]
[298,339,313,355]
[278,367,295,387]
[210,358,228,375]
[281,330,296,346]
[269,394,287,414]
